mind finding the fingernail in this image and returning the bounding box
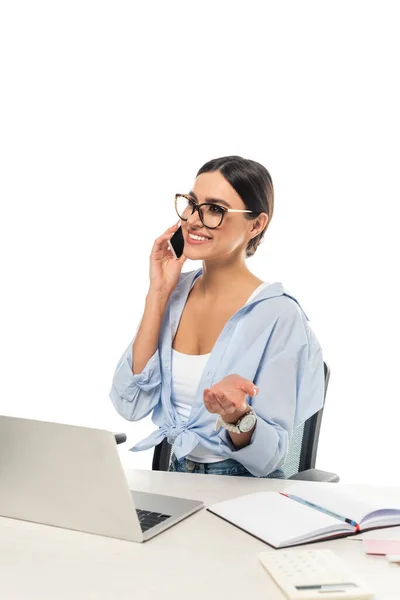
[253,387,258,395]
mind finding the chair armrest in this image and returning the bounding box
[288,468,340,482]
[114,433,127,445]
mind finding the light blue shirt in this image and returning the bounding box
[109,267,325,477]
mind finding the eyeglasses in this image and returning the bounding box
[174,193,258,229]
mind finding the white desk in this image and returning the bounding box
[1,470,400,599]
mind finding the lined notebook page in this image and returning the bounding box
[208,491,344,547]
[288,482,400,526]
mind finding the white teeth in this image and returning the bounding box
[189,233,211,241]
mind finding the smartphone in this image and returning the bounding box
[169,225,185,259]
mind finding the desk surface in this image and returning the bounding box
[1,469,400,600]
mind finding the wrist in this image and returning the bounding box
[220,405,250,424]
[216,406,257,437]
[146,288,170,307]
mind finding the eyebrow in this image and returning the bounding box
[188,190,232,209]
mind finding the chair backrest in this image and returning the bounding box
[152,361,330,476]
[282,361,330,477]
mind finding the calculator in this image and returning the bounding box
[258,549,374,600]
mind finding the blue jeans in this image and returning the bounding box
[168,453,285,478]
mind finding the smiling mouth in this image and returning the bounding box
[187,232,211,242]
[187,231,212,241]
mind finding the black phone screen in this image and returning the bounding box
[169,225,184,259]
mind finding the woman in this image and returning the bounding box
[109,155,325,478]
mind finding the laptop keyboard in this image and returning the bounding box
[136,509,171,532]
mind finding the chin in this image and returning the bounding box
[184,247,212,256]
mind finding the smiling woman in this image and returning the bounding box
[109,155,325,479]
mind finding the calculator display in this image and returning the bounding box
[296,583,358,591]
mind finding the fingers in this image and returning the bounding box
[204,390,221,414]
[236,381,259,397]
[153,222,181,251]
[177,251,187,264]
[204,389,245,416]
[210,391,230,416]
[214,390,244,414]
[204,390,231,415]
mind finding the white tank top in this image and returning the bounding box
[171,280,270,463]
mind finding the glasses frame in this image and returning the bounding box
[174,193,259,229]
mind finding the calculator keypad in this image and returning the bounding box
[258,549,373,600]
[263,550,349,584]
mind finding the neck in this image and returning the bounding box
[196,259,254,300]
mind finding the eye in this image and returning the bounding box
[209,204,224,214]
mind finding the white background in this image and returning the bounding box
[1,1,399,486]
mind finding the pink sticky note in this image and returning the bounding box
[363,539,400,555]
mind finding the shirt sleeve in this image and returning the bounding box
[216,304,325,477]
[109,323,162,422]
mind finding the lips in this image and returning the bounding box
[187,230,212,240]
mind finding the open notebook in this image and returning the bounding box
[207,482,400,549]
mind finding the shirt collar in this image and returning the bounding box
[172,268,310,321]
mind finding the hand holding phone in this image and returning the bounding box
[149,222,187,297]
[169,224,184,260]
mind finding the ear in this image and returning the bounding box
[251,213,269,236]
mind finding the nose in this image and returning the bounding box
[186,205,203,227]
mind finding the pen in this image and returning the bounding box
[280,492,360,530]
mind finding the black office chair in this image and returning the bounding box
[152,361,339,482]
[114,433,127,445]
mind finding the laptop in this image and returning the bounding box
[0,415,203,542]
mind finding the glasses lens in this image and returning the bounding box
[176,196,224,228]
[202,203,224,227]
[176,195,193,220]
